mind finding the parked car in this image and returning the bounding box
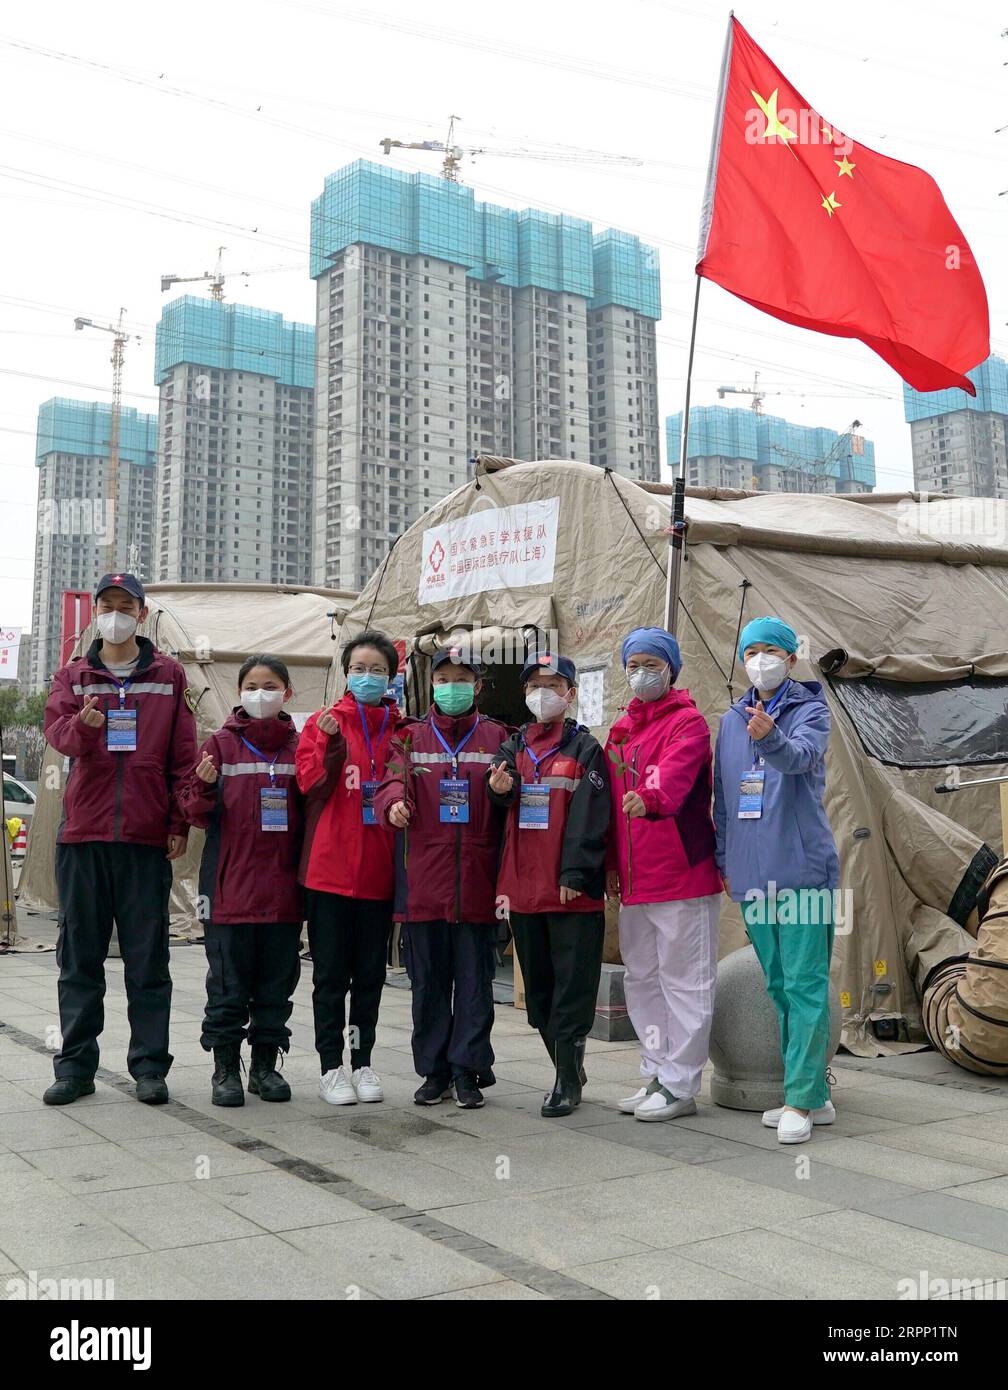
[3,771,36,830]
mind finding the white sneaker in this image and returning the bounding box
[777,1108,813,1143]
[319,1065,357,1105]
[352,1066,384,1103]
[634,1087,698,1123]
[762,1100,835,1128]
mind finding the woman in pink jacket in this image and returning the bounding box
[604,628,724,1123]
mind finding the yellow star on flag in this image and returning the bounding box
[821,124,834,143]
[821,190,842,217]
[750,88,797,143]
[835,155,856,178]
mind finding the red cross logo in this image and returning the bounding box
[428,541,445,573]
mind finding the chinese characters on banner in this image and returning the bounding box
[417,498,560,605]
[0,627,22,679]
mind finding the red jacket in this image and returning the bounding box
[296,693,404,900]
[373,708,510,925]
[487,719,610,915]
[605,688,723,906]
[44,636,196,848]
[178,708,304,925]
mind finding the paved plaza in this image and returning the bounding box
[2,927,1008,1301]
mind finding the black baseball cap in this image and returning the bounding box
[95,572,145,604]
[520,653,577,686]
[431,645,484,676]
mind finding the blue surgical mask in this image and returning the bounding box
[347,673,388,705]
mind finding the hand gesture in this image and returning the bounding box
[488,761,514,794]
[745,699,775,741]
[388,800,411,829]
[559,885,583,905]
[195,752,218,785]
[79,694,105,728]
[622,790,647,819]
[317,707,340,736]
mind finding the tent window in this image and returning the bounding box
[828,675,1008,768]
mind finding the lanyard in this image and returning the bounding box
[430,715,480,775]
[240,735,279,787]
[750,680,790,768]
[523,727,567,784]
[357,700,390,779]
[109,676,132,709]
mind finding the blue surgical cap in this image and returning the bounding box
[738,617,799,664]
[621,627,682,678]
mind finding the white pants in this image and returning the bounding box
[618,895,721,1098]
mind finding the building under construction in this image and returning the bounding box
[665,404,877,493]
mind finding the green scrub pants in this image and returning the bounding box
[742,890,834,1111]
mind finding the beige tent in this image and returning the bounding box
[19,583,355,933]
[336,456,1008,1056]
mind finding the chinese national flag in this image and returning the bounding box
[697,17,989,394]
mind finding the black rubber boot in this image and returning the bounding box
[211,1043,244,1107]
[541,1039,582,1118]
[248,1044,291,1102]
[574,1036,588,1087]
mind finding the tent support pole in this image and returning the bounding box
[664,273,701,635]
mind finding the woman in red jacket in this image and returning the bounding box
[605,628,724,1124]
[296,630,404,1107]
[179,655,303,1109]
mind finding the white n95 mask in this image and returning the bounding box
[744,653,789,691]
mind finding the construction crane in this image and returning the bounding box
[716,370,825,414]
[379,115,642,183]
[768,419,864,493]
[160,247,305,301]
[73,308,140,567]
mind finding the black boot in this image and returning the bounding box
[211,1043,244,1107]
[574,1036,588,1087]
[248,1044,291,1102]
[541,1039,582,1118]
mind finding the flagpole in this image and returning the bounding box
[663,273,701,634]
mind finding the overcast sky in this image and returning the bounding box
[1,0,1004,629]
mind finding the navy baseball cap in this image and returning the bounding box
[520,653,577,686]
[431,644,484,676]
[95,572,145,604]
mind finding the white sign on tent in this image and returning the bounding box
[417,497,560,605]
[0,626,21,678]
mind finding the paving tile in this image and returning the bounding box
[577,1119,759,1165]
[280,1217,508,1299]
[822,1086,969,1126]
[941,1175,1008,1213]
[676,1226,901,1298]
[423,1280,551,1300]
[15,1141,175,1195]
[564,1249,785,1300]
[704,1149,920,1209]
[861,1191,1008,1255]
[84,1181,265,1250]
[66,1100,194,1144]
[0,1108,104,1153]
[0,1185,147,1267]
[195,1168,372,1232]
[778,1209,1008,1284]
[796,1136,995,1192]
[856,1122,1008,1174]
[120,1132,274,1181]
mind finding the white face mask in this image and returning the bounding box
[241,689,285,720]
[526,687,569,723]
[745,653,790,692]
[628,666,671,702]
[97,611,138,645]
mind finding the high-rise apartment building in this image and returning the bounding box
[666,405,876,494]
[309,161,660,592]
[29,398,157,688]
[904,355,1008,498]
[154,296,314,584]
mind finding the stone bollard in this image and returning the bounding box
[590,963,639,1042]
[709,943,842,1110]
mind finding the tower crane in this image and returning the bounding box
[73,308,141,568]
[379,115,642,183]
[160,247,305,301]
[716,370,825,414]
[768,419,864,493]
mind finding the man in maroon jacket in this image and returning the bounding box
[374,647,509,1110]
[40,574,196,1107]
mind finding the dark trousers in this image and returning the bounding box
[54,841,173,1081]
[201,921,302,1051]
[306,890,392,1072]
[400,920,496,1083]
[509,911,605,1046]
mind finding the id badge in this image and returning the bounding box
[738,767,765,819]
[519,782,551,830]
[362,780,379,825]
[439,777,470,824]
[260,786,288,833]
[106,706,137,752]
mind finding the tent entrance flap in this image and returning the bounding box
[408,615,557,723]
